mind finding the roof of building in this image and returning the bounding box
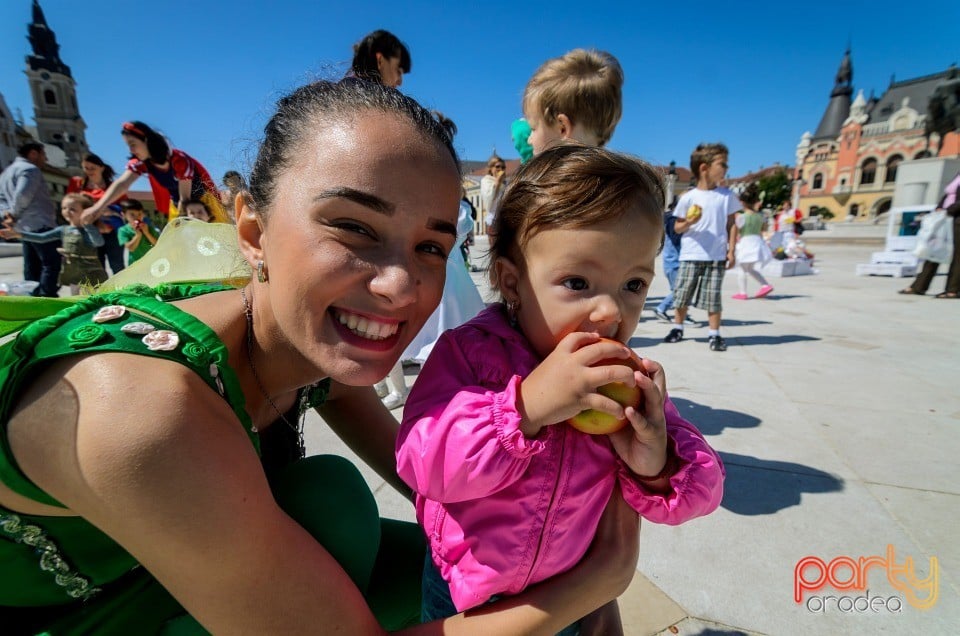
[867,69,953,123]
[726,164,792,188]
[812,50,855,141]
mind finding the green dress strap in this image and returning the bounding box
[0,283,257,508]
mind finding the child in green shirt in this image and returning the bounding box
[117,199,157,264]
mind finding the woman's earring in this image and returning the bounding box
[507,300,520,326]
[256,260,268,283]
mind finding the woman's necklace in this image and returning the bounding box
[239,288,305,454]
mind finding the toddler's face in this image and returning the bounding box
[507,208,660,360]
[124,210,144,224]
[61,200,83,223]
[523,107,564,157]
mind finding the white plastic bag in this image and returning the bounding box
[913,210,954,264]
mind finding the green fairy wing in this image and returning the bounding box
[0,219,250,337]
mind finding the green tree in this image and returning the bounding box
[756,170,791,208]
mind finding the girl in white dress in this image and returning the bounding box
[732,184,774,299]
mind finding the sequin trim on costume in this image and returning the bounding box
[0,511,101,600]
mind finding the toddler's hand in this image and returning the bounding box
[608,357,669,478]
[519,333,639,437]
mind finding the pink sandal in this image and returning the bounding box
[755,285,774,298]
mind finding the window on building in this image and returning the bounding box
[849,204,859,217]
[860,159,877,185]
[812,173,823,189]
[43,89,56,106]
[884,155,902,183]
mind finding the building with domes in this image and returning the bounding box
[794,51,959,221]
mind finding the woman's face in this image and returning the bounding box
[376,53,404,88]
[255,111,460,385]
[123,133,150,161]
[81,161,104,182]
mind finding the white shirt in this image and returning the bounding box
[673,187,741,261]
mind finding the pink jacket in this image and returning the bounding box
[396,305,725,611]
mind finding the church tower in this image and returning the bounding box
[812,49,853,142]
[24,0,87,170]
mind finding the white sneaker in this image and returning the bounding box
[374,381,389,398]
[383,391,407,410]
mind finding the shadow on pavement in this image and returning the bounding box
[669,397,760,436]
[629,335,668,350]
[718,451,844,516]
[712,318,772,327]
[730,334,820,346]
[761,293,809,300]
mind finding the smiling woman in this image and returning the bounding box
[0,79,641,634]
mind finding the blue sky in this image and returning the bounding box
[1,0,956,187]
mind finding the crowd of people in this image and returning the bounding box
[0,27,733,635]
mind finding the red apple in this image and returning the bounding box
[567,339,644,435]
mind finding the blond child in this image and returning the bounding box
[0,193,107,295]
[397,145,725,633]
[522,48,624,155]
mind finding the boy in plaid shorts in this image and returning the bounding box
[664,143,741,351]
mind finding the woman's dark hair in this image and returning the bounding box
[739,182,761,206]
[248,79,459,216]
[82,153,115,185]
[431,110,457,143]
[350,30,411,82]
[121,121,170,164]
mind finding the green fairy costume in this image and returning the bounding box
[0,221,424,634]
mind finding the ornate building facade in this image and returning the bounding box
[794,51,959,221]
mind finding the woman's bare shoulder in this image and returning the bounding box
[7,351,252,512]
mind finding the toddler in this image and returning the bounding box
[397,145,725,631]
[0,193,107,294]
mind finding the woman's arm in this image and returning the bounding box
[9,352,639,635]
[9,354,386,634]
[319,382,412,499]
[83,170,138,222]
[402,485,640,635]
[80,224,105,248]
[177,179,193,215]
